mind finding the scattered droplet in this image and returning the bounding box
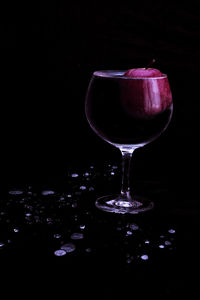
[165,240,172,246]
[168,229,176,234]
[141,254,149,261]
[129,223,139,231]
[25,213,32,217]
[13,228,19,233]
[46,217,53,224]
[112,165,118,169]
[160,235,165,238]
[159,244,165,249]
[85,248,92,253]
[71,233,84,240]
[80,224,85,230]
[84,172,90,177]
[89,187,94,192]
[126,257,133,264]
[67,194,72,198]
[0,242,5,248]
[60,243,76,253]
[80,186,86,190]
[9,190,23,195]
[90,166,94,169]
[126,231,133,236]
[110,172,115,176]
[72,203,77,208]
[71,173,79,178]
[54,249,66,256]
[53,234,61,239]
[41,190,55,196]
[145,240,150,244]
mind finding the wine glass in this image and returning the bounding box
[85,70,173,214]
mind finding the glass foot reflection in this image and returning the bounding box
[95,194,154,214]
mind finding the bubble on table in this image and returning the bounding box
[79,224,86,230]
[168,229,176,234]
[8,190,23,195]
[80,186,87,190]
[141,254,149,261]
[25,213,32,217]
[129,223,139,231]
[71,173,79,178]
[41,190,55,196]
[71,232,84,240]
[60,243,76,253]
[144,240,150,244]
[0,242,5,248]
[126,230,133,236]
[126,256,134,264]
[85,247,92,253]
[53,233,62,239]
[54,249,66,256]
[164,240,172,246]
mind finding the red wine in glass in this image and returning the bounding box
[85,69,173,214]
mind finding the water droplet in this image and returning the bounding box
[89,187,94,192]
[71,173,79,178]
[165,240,172,246]
[0,242,5,248]
[80,186,86,190]
[85,248,92,253]
[110,172,115,176]
[159,244,165,249]
[129,223,139,231]
[53,234,61,239]
[90,166,94,169]
[67,194,72,198]
[46,217,53,224]
[25,213,32,217]
[126,257,133,264]
[9,190,23,195]
[141,254,149,261]
[145,240,150,244]
[54,249,66,256]
[41,190,55,196]
[80,224,85,230]
[112,165,118,169]
[160,235,165,238]
[168,229,176,234]
[60,243,76,253]
[84,172,90,177]
[13,228,19,233]
[71,233,84,240]
[126,231,133,236]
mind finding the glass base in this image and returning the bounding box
[95,194,154,214]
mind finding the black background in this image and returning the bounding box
[1,1,200,297]
[1,0,200,185]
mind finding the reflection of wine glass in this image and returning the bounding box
[85,70,173,214]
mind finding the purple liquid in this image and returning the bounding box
[85,73,173,147]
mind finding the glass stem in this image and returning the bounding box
[120,149,134,200]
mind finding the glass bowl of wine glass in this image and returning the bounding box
[85,68,173,214]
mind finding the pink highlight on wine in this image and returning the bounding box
[121,68,172,119]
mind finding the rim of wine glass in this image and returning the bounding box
[93,70,168,79]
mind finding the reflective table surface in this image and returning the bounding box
[1,161,199,298]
